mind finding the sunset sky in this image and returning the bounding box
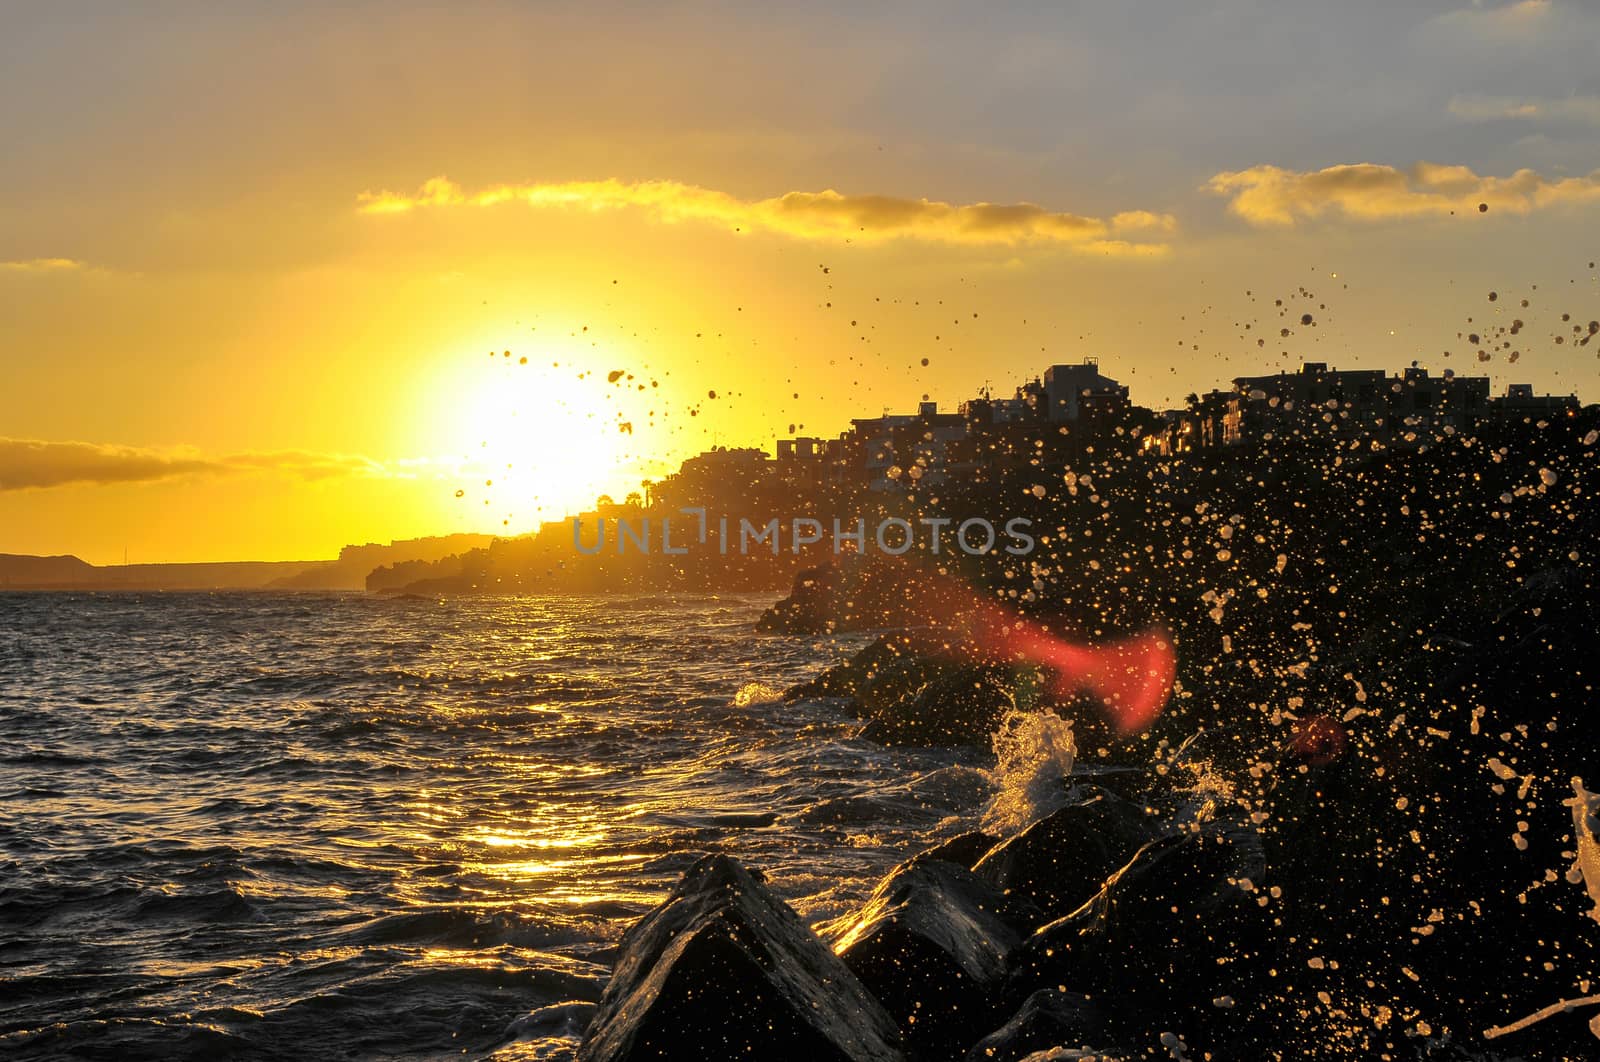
[4,0,1599,563]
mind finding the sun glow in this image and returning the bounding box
[460,369,623,522]
[442,343,665,528]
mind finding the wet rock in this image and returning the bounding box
[758,557,972,635]
[860,664,1025,747]
[1005,820,1271,1050]
[758,563,840,634]
[921,830,1001,870]
[961,989,1102,1062]
[973,792,1156,919]
[785,632,1057,749]
[783,631,957,708]
[822,855,1040,1057]
[577,854,904,1062]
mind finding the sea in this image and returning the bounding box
[0,592,1041,1060]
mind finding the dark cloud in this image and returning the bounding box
[0,438,390,491]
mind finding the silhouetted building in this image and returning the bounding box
[1043,360,1129,423]
[740,358,1581,483]
[841,401,967,491]
[1489,383,1580,420]
[774,436,845,487]
[959,379,1045,427]
[651,446,775,509]
[1387,366,1490,433]
[1154,362,1498,451]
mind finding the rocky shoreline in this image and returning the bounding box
[569,765,1599,1059]
[559,619,1600,1060]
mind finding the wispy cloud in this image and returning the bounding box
[1448,93,1600,126]
[0,258,89,274]
[356,176,1175,254]
[1207,161,1600,226]
[0,438,394,492]
[1432,0,1555,41]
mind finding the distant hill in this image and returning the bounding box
[266,535,498,590]
[0,553,327,590]
[0,553,101,587]
[0,534,498,591]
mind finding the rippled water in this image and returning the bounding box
[0,593,993,1060]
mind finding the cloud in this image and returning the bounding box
[0,257,88,274]
[1448,93,1600,126]
[1206,161,1600,226]
[0,438,393,491]
[356,176,1175,254]
[1433,0,1555,41]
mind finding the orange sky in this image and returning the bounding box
[3,2,1599,563]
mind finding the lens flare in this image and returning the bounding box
[875,557,1178,733]
[1001,624,1177,733]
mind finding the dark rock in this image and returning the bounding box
[1065,767,1149,800]
[973,792,1156,919]
[1005,820,1271,1045]
[578,854,904,1062]
[821,855,1040,1057]
[961,989,1102,1062]
[784,631,957,707]
[785,632,1058,749]
[860,664,1024,747]
[758,557,971,635]
[920,830,1001,871]
[758,563,840,634]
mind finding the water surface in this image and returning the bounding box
[0,592,992,1060]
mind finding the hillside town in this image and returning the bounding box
[645,359,1583,508]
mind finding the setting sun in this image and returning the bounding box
[439,341,672,526]
[459,363,621,522]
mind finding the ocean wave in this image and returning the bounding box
[0,591,967,1060]
[133,885,266,924]
[0,1019,257,1062]
[491,1001,595,1061]
[342,908,571,950]
[981,708,1078,835]
[732,681,783,707]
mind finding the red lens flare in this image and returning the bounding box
[978,618,1176,734]
[878,558,1178,733]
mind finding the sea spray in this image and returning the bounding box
[733,682,783,707]
[981,708,1077,835]
[1567,776,1600,924]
